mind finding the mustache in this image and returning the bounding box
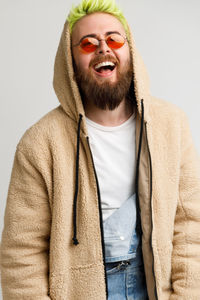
[89,55,119,68]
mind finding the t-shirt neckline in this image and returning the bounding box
[85,111,136,132]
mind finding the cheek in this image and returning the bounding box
[115,45,130,65]
[121,50,131,68]
[123,46,131,61]
[72,48,88,70]
[76,54,92,72]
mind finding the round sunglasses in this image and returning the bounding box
[73,33,127,53]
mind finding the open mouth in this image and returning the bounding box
[93,61,116,75]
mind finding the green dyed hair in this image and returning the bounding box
[67,0,129,37]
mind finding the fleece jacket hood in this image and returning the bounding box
[53,20,152,133]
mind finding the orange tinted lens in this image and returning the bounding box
[80,37,99,53]
[106,34,125,49]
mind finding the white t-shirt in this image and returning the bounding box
[86,112,136,221]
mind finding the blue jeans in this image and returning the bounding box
[105,256,148,300]
[103,194,148,299]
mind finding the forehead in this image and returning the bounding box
[72,12,126,43]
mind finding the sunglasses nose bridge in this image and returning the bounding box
[96,38,112,54]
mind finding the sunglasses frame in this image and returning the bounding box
[72,33,128,52]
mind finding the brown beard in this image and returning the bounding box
[74,55,133,111]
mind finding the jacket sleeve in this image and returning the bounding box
[0,145,51,299]
[170,111,200,299]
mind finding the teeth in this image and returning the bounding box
[94,61,115,70]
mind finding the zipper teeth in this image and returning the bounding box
[86,137,108,299]
[145,122,158,300]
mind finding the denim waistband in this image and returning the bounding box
[105,250,143,268]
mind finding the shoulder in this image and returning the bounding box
[149,96,187,128]
[150,96,185,117]
[16,105,75,154]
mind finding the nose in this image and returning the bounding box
[96,40,111,55]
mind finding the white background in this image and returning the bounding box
[0,0,200,298]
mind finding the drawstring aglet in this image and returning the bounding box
[72,237,79,245]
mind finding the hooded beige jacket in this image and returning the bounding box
[1,19,200,300]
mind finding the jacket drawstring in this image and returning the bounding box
[72,114,83,245]
[135,99,144,237]
[72,101,144,245]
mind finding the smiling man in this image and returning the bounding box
[1,0,200,299]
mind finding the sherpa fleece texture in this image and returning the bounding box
[1,19,200,300]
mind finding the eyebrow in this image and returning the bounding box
[78,31,122,43]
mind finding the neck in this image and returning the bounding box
[84,98,135,126]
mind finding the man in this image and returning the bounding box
[1,0,200,299]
